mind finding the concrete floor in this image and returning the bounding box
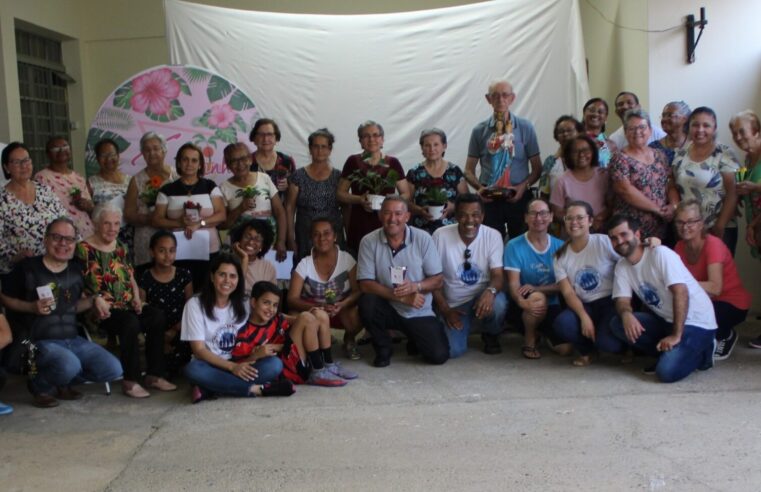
[1,321,760,492]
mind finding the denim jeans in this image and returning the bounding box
[184,356,283,397]
[610,311,715,383]
[445,291,508,358]
[553,296,625,356]
[30,337,123,395]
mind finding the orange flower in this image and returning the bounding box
[149,175,164,189]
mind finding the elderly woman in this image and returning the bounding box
[672,107,740,254]
[539,115,584,200]
[249,118,296,203]
[673,200,750,360]
[230,218,277,293]
[650,101,691,165]
[34,136,95,239]
[610,109,678,240]
[287,218,363,360]
[730,110,761,262]
[337,120,410,254]
[76,203,174,398]
[405,128,468,234]
[152,143,226,291]
[124,132,178,272]
[0,142,67,276]
[581,98,617,167]
[87,138,133,256]
[550,135,610,232]
[220,142,286,260]
[286,128,345,265]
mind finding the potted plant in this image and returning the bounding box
[349,168,400,210]
[324,288,337,305]
[422,187,449,221]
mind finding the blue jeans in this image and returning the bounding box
[445,291,508,358]
[610,312,715,383]
[184,356,283,397]
[553,297,625,356]
[30,337,123,395]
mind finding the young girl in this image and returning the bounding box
[139,231,193,373]
[231,281,357,387]
[181,254,290,403]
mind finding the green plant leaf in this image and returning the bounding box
[214,126,238,144]
[92,108,134,131]
[146,99,184,122]
[84,129,131,177]
[184,67,210,83]
[207,75,233,102]
[234,114,247,133]
[171,72,192,96]
[229,89,254,111]
[113,81,133,109]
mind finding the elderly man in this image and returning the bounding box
[607,215,717,383]
[464,79,542,239]
[0,218,122,407]
[432,193,507,357]
[357,196,449,367]
[608,91,666,149]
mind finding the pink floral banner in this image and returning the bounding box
[85,64,259,182]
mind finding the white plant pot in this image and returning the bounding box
[427,205,445,221]
[368,194,385,211]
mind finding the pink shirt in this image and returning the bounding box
[550,167,608,217]
[675,234,751,309]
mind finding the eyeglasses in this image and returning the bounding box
[255,132,276,139]
[8,157,32,166]
[527,210,551,218]
[488,92,513,99]
[573,148,593,156]
[625,124,649,133]
[241,233,263,243]
[98,152,119,160]
[48,145,70,153]
[674,218,703,228]
[463,248,471,271]
[564,214,589,223]
[227,156,250,166]
[360,133,383,140]
[47,233,77,245]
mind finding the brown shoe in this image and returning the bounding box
[122,381,150,398]
[33,393,60,408]
[57,386,83,400]
[145,376,177,392]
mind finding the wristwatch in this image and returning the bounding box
[486,287,497,295]
[200,220,207,227]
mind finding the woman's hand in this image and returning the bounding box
[73,197,94,213]
[275,240,287,262]
[736,181,761,196]
[131,297,143,315]
[230,362,259,381]
[275,176,288,193]
[241,197,256,210]
[442,200,455,218]
[93,296,112,320]
[34,298,55,316]
[361,193,374,212]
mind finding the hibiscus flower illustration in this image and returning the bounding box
[208,102,236,129]
[130,68,181,114]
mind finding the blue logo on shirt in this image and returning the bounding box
[638,282,662,309]
[575,267,600,292]
[459,263,482,285]
[215,325,238,353]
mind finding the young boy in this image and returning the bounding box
[231,281,358,387]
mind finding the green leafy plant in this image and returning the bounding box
[423,187,448,206]
[349,169,400,195]
[235,186,263,199]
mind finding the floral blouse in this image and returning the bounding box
[405,162,463,233]
[76,240,135,310]
[35,168,94,239]
[610,148,672,239]
[0,183,67,274]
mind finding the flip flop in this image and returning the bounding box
[522,345,541,359]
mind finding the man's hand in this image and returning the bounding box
[621,311,644,344]
[580,314,596,341]
[230,362,259,381]
[656,334,682,352]
[473,289,495,319]
[393,280,419,298]
[441,307,464,330]
[507,182,527,203]
[400,293,425,309]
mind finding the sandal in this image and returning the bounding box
[572,355,592,367]
[145,376,177,392]
[343,341,361,361]
[522,345,541,359]
[122,382,150,399]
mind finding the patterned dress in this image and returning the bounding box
[0,183,67,274]
[290,166,343,265]
[75,240,135,309]
[740,158,761,259]
[131,167,178,267]
[405,162,463,233]
[538,155,566,197]
[35,168,95,239]
[140,267,192,327]
[88,173,134,261]
[592,133,614,168]
[251,151,296,203]
[610,148,672,239]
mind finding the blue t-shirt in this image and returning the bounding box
[503,233,563,305]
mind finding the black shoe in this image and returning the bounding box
[714,330,737,361]
[373,356,391,368]
[32,393,60,408]
[482,334,502,355]
[261,381,295,397]
[57,386,83,401]
[642,365,656,375]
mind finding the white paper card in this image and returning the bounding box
[174,230,211,260]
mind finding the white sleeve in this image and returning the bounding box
[155,191,169,205]
[611,261,632,299]
[294,256,310,279]
[553,255,568,282]
[657,247,690,288]
[487,229,503,269]
[260,173,279,198]
[210,186,224,198]
[180,297,205,341]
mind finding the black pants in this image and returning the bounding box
[713,300,747,340]
[358,294,449,365]
[99,305,167,381]
[483,192,533,240]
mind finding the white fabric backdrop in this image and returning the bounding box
[165,0,589,172]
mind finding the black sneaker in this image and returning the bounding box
[481,333,502,355]
[714,330,737,361]
[642,365,656,375]
[373,356,391,368]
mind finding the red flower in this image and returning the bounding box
[130,68,180,114]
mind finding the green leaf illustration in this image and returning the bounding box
[113,81,133,109]
[184,67,210,83]
[207,75,233,102]
[214,126,238,144]
[146,99,184,122]
[92,108,135,131]
[234,114,247,133]
[171,72,192,96]
[84,129,131,177]
[193,109,212,128]
[229,89,254,111]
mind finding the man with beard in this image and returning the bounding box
[607,215,716,382]
[357,196,449,367]
[432,193,507,357]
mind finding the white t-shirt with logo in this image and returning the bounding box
[432,223,503,307]
[612,246,717,330]
[553,234,618,303]
[181,296,250,359]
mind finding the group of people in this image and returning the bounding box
[0,78,759,414]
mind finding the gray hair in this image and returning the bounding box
[665,101,691,119]
[357,120,384,139]
[623,109,652,128]
[140,131,168,153]
[729,109,761,135]
[381,195,408,211]
[92,202,124,224]
[419,128,448,146]
[487,79,513,95]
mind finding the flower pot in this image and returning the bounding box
[427,205,445,221]
[368,194,385,211]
